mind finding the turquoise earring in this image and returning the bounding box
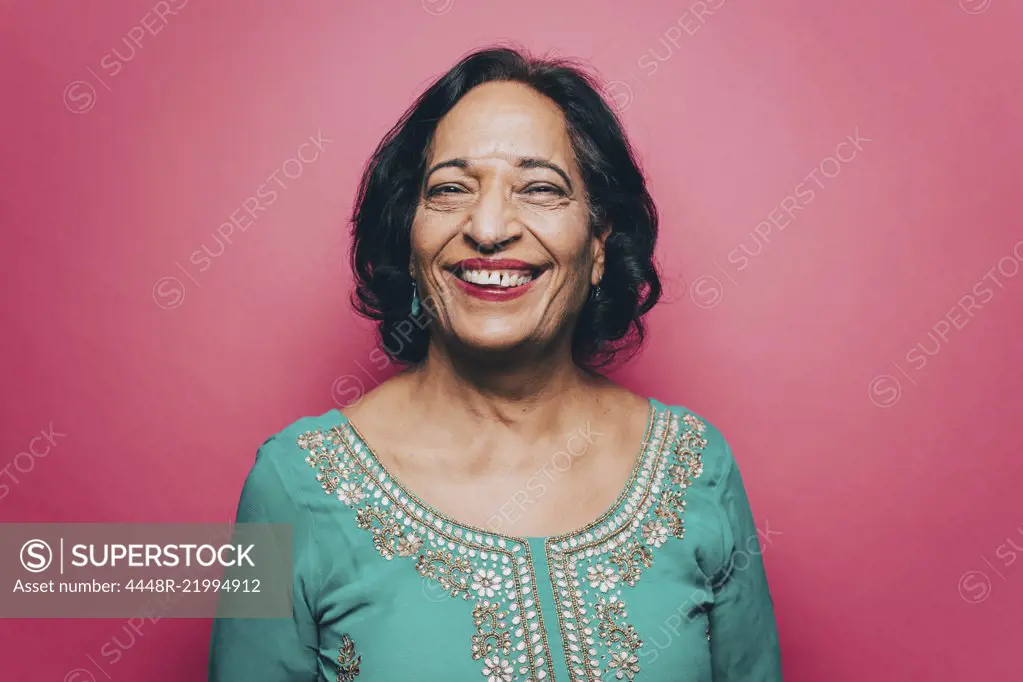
[411,282,421,316]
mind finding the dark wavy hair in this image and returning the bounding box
[349,45,661,369]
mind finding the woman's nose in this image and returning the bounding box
[463,186,522,250]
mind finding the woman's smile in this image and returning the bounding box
[444,258,551,302]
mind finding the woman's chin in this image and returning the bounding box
[450,328,539,357]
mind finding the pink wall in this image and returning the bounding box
[2,0,1021,679]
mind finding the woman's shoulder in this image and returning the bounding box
[653,398,738,485]
[249,408,346,479]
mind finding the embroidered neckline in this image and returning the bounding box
[309,419,556,680]
[545,410,707,681]
[299,401,709,682]
[329,397,657,544]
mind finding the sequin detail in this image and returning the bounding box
[546,410,707,681]
[298,405,707,682]
[336,633,361,681]
[300,425,552,682]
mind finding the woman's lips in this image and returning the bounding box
[446,267,547,302]
[453,258,537,271]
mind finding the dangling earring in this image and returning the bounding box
[410,281,421,316]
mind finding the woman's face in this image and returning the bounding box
[411,81,607,358]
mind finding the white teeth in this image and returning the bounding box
[457,269,536,288]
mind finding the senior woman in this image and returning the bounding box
[209,46,782,682]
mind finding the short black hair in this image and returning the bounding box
[349,44,661,369]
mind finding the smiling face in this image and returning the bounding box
[411,81,608,359]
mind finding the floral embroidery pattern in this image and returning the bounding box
[299,405,706,682]
[353,506,423,559]
[338,481,367,505]
[599,596,641,681]
[472,601,514,681]
[546,409,707,681]
[608,544,653,586]
[335,633,361,681]
[481,654,514,682]
[300,425,552,682]
[587,564,620,593]
[640,519,668,548]
[471,568,503,598]
[415,548,474,596]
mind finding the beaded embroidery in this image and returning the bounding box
[298,405,707,682]
[300,425,553,682]
[545,409,706,681]
[335,633,361,681]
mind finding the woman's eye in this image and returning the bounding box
[428,184,464,196]
[523,184,564,196]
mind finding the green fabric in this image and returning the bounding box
[209,398,782,681]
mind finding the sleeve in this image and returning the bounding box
[706,439,783,681]
[208,434,321,681]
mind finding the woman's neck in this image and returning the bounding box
[399,340,611,431]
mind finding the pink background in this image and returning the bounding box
[2,0,1021,679]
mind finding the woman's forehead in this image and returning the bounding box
[429,82,577,172]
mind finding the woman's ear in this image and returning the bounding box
[591,223,611,285]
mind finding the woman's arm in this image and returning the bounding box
[707,440,783,681]
[208,435,320,681]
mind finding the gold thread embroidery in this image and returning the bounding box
[301,424,552,682]
[336,633,361,681]
[546,409,707,681]
[354,507,422,559]
[299,404,706,682]
[652,490,686,537]
[415,549,473,597]
[597,596,641,681]
[607,544,653,586]
[474,601,515,662]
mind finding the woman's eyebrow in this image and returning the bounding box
[517,157,573,192]
[424,157,573,191]
[425,158,469,178]
[421,159,468,193]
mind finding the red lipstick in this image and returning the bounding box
[453,258,536,271]
[448,259,546,302]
